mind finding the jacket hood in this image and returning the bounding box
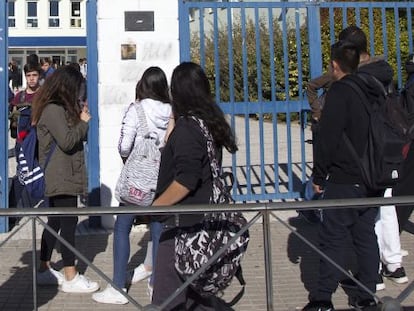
[358,58,394,88]
[140,98,172,130]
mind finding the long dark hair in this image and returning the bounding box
[170,62,237,153]
[136,66,169,103]
[32,65,83,125]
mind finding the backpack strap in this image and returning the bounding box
[133,101,150,137]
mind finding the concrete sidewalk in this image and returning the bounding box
[1,212,414,311]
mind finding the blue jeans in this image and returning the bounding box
[113,214,162,288]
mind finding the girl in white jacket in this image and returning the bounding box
[93,67,172,304]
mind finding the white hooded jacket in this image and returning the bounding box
[118,98,172,158]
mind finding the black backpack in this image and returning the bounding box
[400,74,414,116]
[342,73,414,192]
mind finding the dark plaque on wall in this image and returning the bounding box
[125,11,154,31]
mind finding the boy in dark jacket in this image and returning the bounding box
[302,40,382,311]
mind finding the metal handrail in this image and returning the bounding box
[1,195,414,311]
[2,195,414,217]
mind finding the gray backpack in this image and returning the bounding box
[115,102,161,206]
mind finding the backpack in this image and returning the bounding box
[174,117,249,305]
[9,91,32,139]
[400,74,414,115]
[16,126,56,205]
[342,73,414,192]
[114,102,161,206]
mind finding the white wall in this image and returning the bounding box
[97,0,180,228]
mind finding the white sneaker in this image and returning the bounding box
[92,285,128,305]
[37,268,64,285]
[61,273,99,293]
[131,264,152,284]
[401,249,409,257]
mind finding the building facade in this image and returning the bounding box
[7,0,87,70]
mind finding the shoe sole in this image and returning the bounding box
[92,297,128,305]
[131,272,152,284]
[61,285,100,293]
[384,276,408,284]
[376,283,386,291]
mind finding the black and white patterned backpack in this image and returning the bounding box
[174,117,249,303]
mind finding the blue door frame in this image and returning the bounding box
[0,0,100,232]
[178,0,414,202]
[0,1,9,233]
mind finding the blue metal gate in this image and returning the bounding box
[178,0,414,202]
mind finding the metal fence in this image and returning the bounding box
[2,196,414,310]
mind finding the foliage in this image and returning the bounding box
[189,4,412,118]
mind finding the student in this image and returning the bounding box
[10,63,41,141]
[40,57,55,84]
[339,25,407,290]
[31,65,99,293]
[395,54,414,234]
[92,67,172,304]
[9,63,42,209]
[302,41,381,311]
[151,62,238,310]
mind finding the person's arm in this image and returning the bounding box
[312,81,348,187]
[307,72,333,121]
[42,104,89,152]
[152,180,190,206]
[118,103,138,159]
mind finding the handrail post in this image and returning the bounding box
[262,210,274,311]
[32,216,38,311]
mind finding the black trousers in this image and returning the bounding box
[311,182,379,303]
[393,143,414,233]
[40,195,78,266]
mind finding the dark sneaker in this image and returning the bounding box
[381,266,408,284]
[376,274,385,291]
[302,301,335,311]
[349,298,378,310]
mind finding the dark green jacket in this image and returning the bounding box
[37,103,89,197]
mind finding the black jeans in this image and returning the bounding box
[310,182,379,303]
[40,195,78,266]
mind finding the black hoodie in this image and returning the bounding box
[313,59,394,187]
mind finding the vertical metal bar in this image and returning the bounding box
[241,7,252,200]
[407,8,413,54]
[280,6,294,195]
[254,7,265,197]
[213,6,220,104]
[394,7,402,88]
[268,7,279,195]
[368,7,375,56]
[179,0,191,62]
[86,0,101,227]
[263,210,274,311]
[32,217,38,311]
[0,0,9,233]
[308,2,323,84]
[199,7,206,68]
[355,7,361,27]
[381,7,388,61]
[226,6,239,199]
